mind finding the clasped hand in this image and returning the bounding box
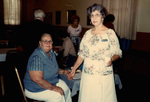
[63,69,75,80]
[68,69,76,80]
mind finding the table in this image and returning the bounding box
[0,48,17,62]
[59,74,80,97]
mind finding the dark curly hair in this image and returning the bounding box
[71,15,80,24]
[104,14,115,23]
[87,3,107,19]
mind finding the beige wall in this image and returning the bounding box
[137,0,150,32]
[33,0,150,33]
[36,0,101,28]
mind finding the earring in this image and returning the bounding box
[90,21,92,25]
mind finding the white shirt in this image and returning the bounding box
[67,24,82,37]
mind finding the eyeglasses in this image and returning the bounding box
[41,40,53,44]
[90,14,101,18]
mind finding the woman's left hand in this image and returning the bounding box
[106,60,112,67]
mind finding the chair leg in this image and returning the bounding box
[0,75,5,96]
[15,67,28,102]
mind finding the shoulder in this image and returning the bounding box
[78,24,82,28]
[107,29,116,36]
[29,51,40,61]
[64,37,72,44]
[85,29,92,35]
[81,29,92,40]
[107,29,119,41]
[68,25,72,29]
[29,48,41,59]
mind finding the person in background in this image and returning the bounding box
[58,30,77,67]
[18,9,54,67]
[104,14,120,41]
[67,15,82,52]
[104,13,121,68]
[103,14,115,31]
[23,33,72,102]
[68,3,122,102]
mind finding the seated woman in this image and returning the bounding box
[23,33,72,102]
[58,30,77,67]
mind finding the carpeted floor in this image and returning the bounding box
[71,71,150,102]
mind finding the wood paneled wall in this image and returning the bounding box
[131,32,150,52]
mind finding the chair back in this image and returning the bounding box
[6,50,25,71]
[3,50,25,101]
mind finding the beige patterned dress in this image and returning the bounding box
[78,29,122,102]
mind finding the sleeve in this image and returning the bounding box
[77,24,82,36]
[27,55,44,71]
[108,29,122,57]
[79,24,82,34]
[67,26,70,34]
[78,30,89,59]
[63,40,70,57]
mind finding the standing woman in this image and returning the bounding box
[67,15,82,52]
[68,3,122,102]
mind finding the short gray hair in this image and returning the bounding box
[40,33,52,41]
[34,9,45,19]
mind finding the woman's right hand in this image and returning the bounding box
[52,86,64,95]
[68,56,84,80]
[68,69,76,80]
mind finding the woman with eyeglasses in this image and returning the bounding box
[68,3,122,102]
[23,33,72,102]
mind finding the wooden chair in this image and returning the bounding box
[15,67,28,102]
[15,67,43,102]
[0,75,4,96]
[0,61,5,96]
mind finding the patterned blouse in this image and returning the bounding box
[78,29,122,76]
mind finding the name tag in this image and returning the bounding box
[101,39,108,42]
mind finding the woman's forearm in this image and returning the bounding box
[72,56,83,71]
[58,68,65,75]
[68,56,83,80]
[111,54,120,62]
[35,78,55,90]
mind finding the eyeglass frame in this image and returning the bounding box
[90,14,102,19]
[41,40,53,44]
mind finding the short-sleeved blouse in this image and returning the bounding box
[24,47,59,92]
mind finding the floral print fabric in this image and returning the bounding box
[78,29,122,76]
